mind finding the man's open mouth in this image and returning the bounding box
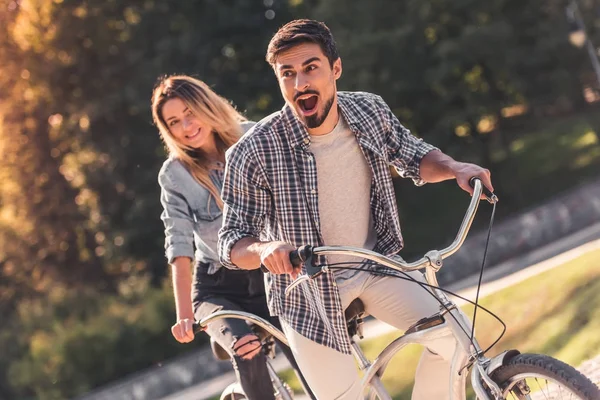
[297,94,319,115]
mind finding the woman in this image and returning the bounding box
[152,75,312,399]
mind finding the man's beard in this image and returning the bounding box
[301,95,335,129]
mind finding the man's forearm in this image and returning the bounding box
[230,237,266,270]
[230,237,297,276]
[419,149,493,197]
[419,150,461,183]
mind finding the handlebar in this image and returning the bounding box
[284,178,497,296]
[192,310,289,345]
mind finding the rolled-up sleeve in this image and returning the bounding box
[218,142,270,269]
[158,170,195,263]
[375,95,438,186]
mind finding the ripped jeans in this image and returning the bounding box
[193,265,314,400]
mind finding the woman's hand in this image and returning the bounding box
[171,318,195,343]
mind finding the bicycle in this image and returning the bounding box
[196,314,300,400]
[197,179,600,399]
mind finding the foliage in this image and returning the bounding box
[0,0,599,398]
[6,279,193,400]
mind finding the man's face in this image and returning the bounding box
[274,42,342,129]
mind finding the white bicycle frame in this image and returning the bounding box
[199,311,294,400]
[199,179,507,400]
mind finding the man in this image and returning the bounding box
[218,19,493,399]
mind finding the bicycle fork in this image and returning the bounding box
[442,297,504,400]
[427,267,504,400]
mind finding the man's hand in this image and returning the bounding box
[259,241,298,278]
[451,162,494,200]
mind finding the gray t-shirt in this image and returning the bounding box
[309,114,377,280]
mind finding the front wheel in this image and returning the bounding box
[489,353,599,399]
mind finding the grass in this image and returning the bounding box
[279,247,600,399]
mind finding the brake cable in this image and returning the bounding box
[326,194,502,355]
[471,199,497,342]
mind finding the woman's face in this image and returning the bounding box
[161,97,216,150]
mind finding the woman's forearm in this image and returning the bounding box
[171,257,194,320]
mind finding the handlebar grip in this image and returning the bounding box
[292,245,312,267]
[469,177,497,202]
[260,245,311,273]
[192,322,203,333]
[289,249,302,267]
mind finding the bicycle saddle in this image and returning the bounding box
[344,298,367,321]
[345,298,368,339]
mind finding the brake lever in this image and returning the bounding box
[484,190,499,205]
[285,274,311,297]
[284,245,323,297]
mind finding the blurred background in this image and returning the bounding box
[1,0,600,399]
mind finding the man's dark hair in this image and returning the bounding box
[266,19,339,67]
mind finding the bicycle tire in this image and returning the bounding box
[219,382,294,400]
[222,394,246,400]
[489,353,600,399]
[219,381,246,400]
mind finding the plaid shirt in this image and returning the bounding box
[218,91,437,354]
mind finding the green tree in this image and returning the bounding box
[308,0,596,255]
[312,0,588,146]
[0,0,306,398]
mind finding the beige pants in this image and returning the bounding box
[281,271,459,400]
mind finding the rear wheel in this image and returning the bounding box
[219,381,294,400]
[489,353,600,399]
[222,394,245,400]
[219,382,246,400]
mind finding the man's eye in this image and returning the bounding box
[282,71,293,78]
[306,65,317,72]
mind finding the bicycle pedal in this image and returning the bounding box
[405,314,445,334]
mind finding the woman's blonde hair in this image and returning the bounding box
[151,75,245,209]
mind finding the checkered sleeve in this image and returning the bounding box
[218,141,270,269]
[375,95,438,186]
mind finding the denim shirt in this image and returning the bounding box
[158,121,255,274]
